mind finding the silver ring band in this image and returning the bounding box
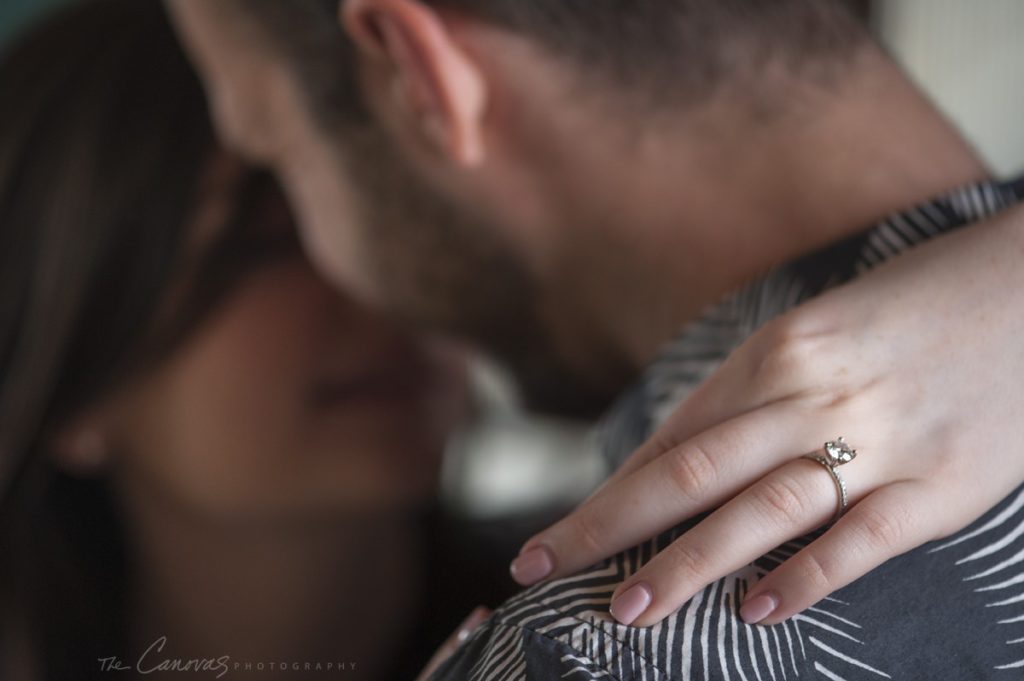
[802,454,849,525]
[802,437,858,525]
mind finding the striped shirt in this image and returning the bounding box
[431,176,1024,681]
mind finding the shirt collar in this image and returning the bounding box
[601,176,1024,465]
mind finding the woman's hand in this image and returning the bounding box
[510,204,1024,628]
[415,607,491,681]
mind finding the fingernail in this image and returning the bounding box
[510,546,555,586]
[610,582,653,626]
[456,607,491,643]
[740,592,779,624]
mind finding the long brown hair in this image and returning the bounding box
[0,1,271,677]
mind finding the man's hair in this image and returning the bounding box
[229,0,370,128]
[426,0,871,92]
[237,0,871,128]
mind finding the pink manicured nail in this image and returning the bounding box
[610,583,653,625]
[510,546,555,586]
[740,592,779,624]
[456,607,491,643]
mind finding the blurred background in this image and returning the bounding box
[0,0,68,48]
[876,0,1024,176]
[1,0,1020,521]
[0,2,1019,679]
[4,0,1021,177]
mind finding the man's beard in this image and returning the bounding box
[338,125,625,420]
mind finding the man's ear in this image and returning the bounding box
[341,0,487,166]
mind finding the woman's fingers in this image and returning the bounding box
[512,402,831,585]
[604,311,838,488]
[740,482,937,626]
[607,455,874,628]
[415,607,492,681]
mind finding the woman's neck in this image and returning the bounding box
[117,482,423,679]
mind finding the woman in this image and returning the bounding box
[0,1,495,678]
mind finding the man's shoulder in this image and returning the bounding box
[431,526,796,681]
[431,553,667,680]
[432,482,1024,680]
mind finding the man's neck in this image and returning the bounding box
[567,49,989,369]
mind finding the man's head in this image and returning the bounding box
[166,0,872,417]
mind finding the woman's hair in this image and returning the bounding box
[0,1,278,677]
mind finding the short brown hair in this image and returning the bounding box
[231,0,370,128]
[235,0,871,127]
[423,0,870,96]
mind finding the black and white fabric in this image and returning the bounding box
[430,176,1024,681]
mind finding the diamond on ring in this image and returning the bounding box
[823,437,857,467]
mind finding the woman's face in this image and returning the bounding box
[103,157,469,520]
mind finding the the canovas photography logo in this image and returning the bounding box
[98,636,358,678]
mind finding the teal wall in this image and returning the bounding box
[0,0,73,52]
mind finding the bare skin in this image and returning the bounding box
[165,0,1024,642]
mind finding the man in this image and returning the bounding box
[167,0,1024,677]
